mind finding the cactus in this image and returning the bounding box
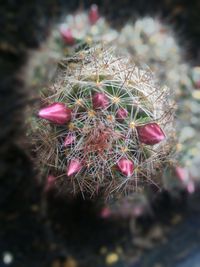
[59,5,118,50]
[35,45,174,198]
[117,17,200,195]
[25,4,118,94]
[118,17,191,98]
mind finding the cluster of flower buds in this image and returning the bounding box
[36,46,174,198]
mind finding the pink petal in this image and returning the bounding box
[64,133,76,146]
[92,92,109,109]
[116,108,128,121]
[38,102,72,125]
[60,27,75,45]
[88,4,100,24]
[66,158,83,176]
[136,123,165,145]
[117,158,134,177]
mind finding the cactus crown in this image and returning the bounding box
[36,46,174,198]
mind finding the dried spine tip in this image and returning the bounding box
[36,46,174,198]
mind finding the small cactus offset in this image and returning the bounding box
[59,4,117,49]
[35,46,174,198]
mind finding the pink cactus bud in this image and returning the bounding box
[175,166,189,183]
[136,123,165,145]
[116,108,128,121]
[64,133,76,146]
[88,4,100,24]
[175,166,195,194]
[60,27,75,45]
[100,207,111,219]
[187,182,195,194]
[45,175,56,192]
[67,158,83,176]
[195,81,200,89]
[92,92,109,109]
[132,206,144,217]
[117,158,134,177]
[38,103,72,125]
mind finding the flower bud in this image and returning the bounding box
[116,108,128,121]
[92,92,109,109]
[136,123,165,145]
[195,80,200,89]
[67,158,83,176]
[88,4,99,25]
[175,166,189,182]
[60,27,75,45]
[44,175,56,192]
[175,166,195,194]
[39,103,72,125]
[100,207,111,219]
[64,133,76,146]
[117,158,134,177]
